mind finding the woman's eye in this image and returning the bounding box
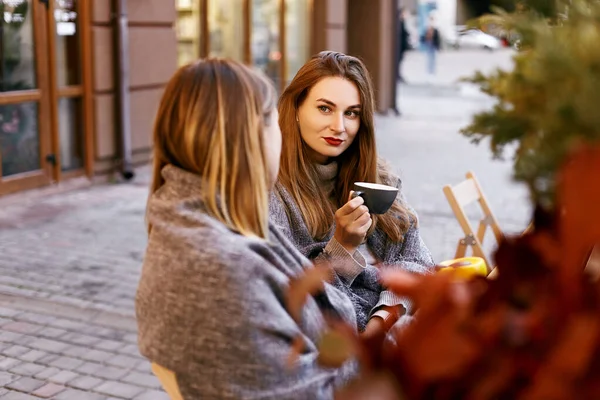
[346,110,360,118]
[318,105,331,113]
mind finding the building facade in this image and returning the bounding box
[175,0,313,93]
[0,0,399,196]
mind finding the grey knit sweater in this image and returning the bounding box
[269,162,435,331]
[136,164,358,400]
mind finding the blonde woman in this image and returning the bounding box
[270,52,435,338]
[136,59,357,399]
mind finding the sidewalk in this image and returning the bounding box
[0,169,164,399]
[399,48,515,88]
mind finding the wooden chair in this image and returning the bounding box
[151,363,184,400]
[443,171,532,276]
[443,172,501,274]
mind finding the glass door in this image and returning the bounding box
[0,0,90,196]
[207,0,245,61]
[251,0,282,92]
[49,0,86,178]
[285,0,310,85]
[0,0,53,195]
[176,0,202,66]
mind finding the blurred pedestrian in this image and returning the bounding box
[397,7,411,84]
[421,16,441,80]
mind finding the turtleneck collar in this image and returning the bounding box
[314,161,338,198]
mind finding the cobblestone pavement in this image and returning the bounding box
[0,49,530,398]
[0,180,164,399]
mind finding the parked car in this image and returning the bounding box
[446,28,502,51]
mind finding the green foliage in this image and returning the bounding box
[461,0,600,208]
[492,0,560,17]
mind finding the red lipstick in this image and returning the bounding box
[323,137,343,146]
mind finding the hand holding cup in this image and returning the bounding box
[333,192,372,253]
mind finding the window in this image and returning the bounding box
[285,0,311,85]
[251,0,281,90]
[176,0,201,66]
[208,0,245,60]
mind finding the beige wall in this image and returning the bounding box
[91,0,177,176]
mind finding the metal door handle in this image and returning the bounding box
[46,154,57,166]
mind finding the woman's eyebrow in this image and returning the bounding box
[316,98,361,109]
[316,98,336,107]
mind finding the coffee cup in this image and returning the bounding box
[351,182,399,214]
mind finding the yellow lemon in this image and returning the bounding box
[438,257,488,280]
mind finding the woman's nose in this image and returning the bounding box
[329,113,345,133]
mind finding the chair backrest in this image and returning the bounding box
[443,171,504,272]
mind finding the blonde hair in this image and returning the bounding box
[149,59,277,239]
[278,51,414,242]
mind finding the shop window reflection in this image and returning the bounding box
[58,97,84,171]
[208,0,244,60]
[54,0,80,87]
[285,0,310,85]
[252,0,281,91]
[0,102,40,177]
[176,0,201,66]
[0,0,36,92]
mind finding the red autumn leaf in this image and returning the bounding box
[556,145,600,304]
[520,314,600,400]
[335,372,406,400]
[382,271,481,384]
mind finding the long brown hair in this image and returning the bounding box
[278,51,414,242]
[149,59,277,239]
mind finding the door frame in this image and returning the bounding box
[0,0,53,195]
[45,0,95,182]
[183,0,288,93]
[0,0,94,196]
